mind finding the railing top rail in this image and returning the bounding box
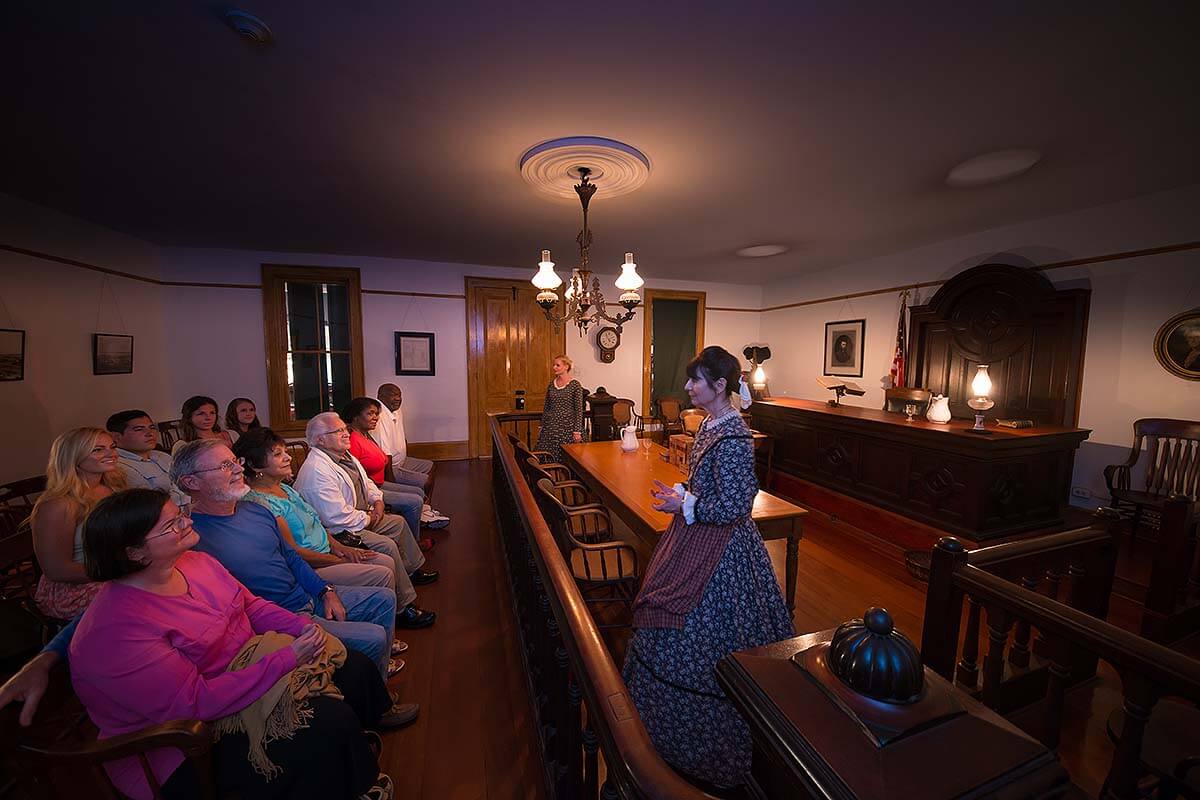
[490,412,717,800]
[966,515,1119,567]
[954,565,1200,696]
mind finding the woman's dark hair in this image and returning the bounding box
[224,397,262,433]
[179,395,223,442]
[230,429,286,479]
[685,346,741,396]
[82,488,171,581]
[232,427,288,480]
[340,397,382,428]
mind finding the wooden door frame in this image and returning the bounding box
[641,289,706,417]
[465,276,566,458]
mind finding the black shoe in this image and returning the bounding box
[396,605,437,629]
[409,569,439,586]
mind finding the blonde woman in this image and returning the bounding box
[31,427,126,619]
[535,354,585,462]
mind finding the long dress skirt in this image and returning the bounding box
[622,522,794,787]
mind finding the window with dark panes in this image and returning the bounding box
[262,267,365,435]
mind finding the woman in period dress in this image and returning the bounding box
[535,355,585,463]
[623,345,793,791]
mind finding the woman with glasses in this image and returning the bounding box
[172,395,234,456]
[68,488,396,800]
[31,427,127,620]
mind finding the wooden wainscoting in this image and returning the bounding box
[408,440,470,461]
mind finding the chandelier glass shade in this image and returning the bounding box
[531,167,642,335]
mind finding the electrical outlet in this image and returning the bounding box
[1070,487,1091,499]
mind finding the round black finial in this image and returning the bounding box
[828,608,924,704]
[863,607,893,635]
[936,536,964,552]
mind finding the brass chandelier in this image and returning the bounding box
[530,167,644,335]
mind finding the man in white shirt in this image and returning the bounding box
[373,384,448,526]
[105,409,190,508]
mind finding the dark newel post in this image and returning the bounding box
[921,536,967,679]
[587,387,619,441]
[1142,496,1193,642]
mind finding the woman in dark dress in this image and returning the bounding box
[623,346,793,790]
[535,355,585,462]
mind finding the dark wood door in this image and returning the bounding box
[467,278,564,458]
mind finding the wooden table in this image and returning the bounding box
[560,440,807,615]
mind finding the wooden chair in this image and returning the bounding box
[654,397,684,443]
[680,408,706,436]
[535,478,638,622]
[0,511,49,668]
[521,456,573,490]
[4,664,217,800]
[0,475,47,511]
[284,439,310,480]
[508,432,569,475]
[1104,418,1200,535]
[156,419,183,452]
[883,387,932,416]
[611,399,644,439]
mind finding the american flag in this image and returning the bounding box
[890,290,908,388]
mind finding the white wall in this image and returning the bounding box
[159,249,761,442]
[0,194,174,482]
[759,183,1200,505]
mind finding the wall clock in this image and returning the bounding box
[596,326,620,363]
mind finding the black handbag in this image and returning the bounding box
[332,530,370,550]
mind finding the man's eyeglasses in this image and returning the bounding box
[145,506,193,540]
[191,457,245,475]
[320,426,350,437]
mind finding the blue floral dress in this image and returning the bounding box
[622,411,794,787]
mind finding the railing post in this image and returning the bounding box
[981,607,1013,708]
[1103,674,1159,800]
[565,676,583,798]
[921,536,967,680]
[955,596,982,689]
[582,722,599,799]
[1008,575,1039,669]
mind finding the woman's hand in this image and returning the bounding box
[650,479,684,514]
[329,539,365,563]
[290,624,324,665]
[572,432,583,443]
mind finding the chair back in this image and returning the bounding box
[657,397,683,423]
[0,476,48,512]
[680,408,706,436]
[0,514,42,611]
[883,387,933,415]
[157,419,183,451]
[1130,418,1200,499]
[285,440,310,479]
[612,399,634,426]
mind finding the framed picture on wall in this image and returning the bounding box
[1153,307,1200,381]
[395,331,435,376]
[0,329,25,381]
[824,319,865,377]
[93,333,134,375]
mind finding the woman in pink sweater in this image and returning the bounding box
[69,489,391,800]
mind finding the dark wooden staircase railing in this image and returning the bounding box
[490,412,716,800]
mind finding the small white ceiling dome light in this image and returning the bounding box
[946,149,1042,188]
[736,244,789,258]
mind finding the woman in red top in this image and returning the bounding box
[342,398,432,548]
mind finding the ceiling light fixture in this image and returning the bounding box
[224,9,274,44]
[946,149,1041,188]
[736,244,789,258]
[531,166,643,336]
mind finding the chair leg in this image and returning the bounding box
[1131,505,1144,539]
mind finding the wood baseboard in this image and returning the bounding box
[408,440,470,461]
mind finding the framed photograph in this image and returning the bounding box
[824,319,865,377]
[0,329,25,381]
[93,333,134,375]
[395,331,435,376]
[1154,308,1200,381]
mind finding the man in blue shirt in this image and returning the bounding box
[106,409,190,508]
[171,440,396,679]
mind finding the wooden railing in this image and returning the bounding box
[490,412,716,800]
[921,507,1200,800]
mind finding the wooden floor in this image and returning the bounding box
[379,459,548,800]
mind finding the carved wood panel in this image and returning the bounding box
[908,264,1089,427]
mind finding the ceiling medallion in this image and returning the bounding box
[519,136,651,201]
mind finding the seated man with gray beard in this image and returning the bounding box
[171,440,401,678]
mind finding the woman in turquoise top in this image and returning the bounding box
[232,429,401,590]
